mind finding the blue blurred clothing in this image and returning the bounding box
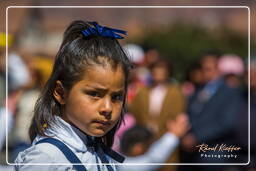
[180,78,244,171]
[15,116,118,171]
[187,78,243,143]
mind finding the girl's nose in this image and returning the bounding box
[99,97,112,119]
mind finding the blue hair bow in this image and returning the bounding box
[82,22,127,39]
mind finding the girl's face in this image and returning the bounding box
[55,63,125,137]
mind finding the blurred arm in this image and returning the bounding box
[118,133,179,171]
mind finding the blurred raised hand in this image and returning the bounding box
[166,113,190,138]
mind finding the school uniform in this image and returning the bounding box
[15,116,124,171]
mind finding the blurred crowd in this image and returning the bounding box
[0,38,255,171]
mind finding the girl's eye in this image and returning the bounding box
[112,94,124,102]
[87,91,101,98]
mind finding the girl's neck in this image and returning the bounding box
[70,122,100,147]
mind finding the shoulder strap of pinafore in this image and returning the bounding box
[35,138,87,171]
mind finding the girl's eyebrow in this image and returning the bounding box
[112,90,125,94]
[84,85,124,93]
[85,85,106,90]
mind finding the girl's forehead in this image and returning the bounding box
[85,61,123,75]
[78,64,125,89]
[84,56,121,71]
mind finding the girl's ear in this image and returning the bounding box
[53,80,66,105]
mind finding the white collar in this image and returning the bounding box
[33,116,88,153]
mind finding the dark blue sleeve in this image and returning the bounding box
[193,88,244,143]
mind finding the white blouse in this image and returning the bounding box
[15,116,117,171]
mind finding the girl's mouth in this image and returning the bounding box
[92,119,112,126]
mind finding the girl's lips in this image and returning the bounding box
[92,120,112,126]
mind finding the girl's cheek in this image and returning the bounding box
[114,105,123,119]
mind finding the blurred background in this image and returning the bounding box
[0,0,255,171]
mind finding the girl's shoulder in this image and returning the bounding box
[15,141,74,171]
[15,141,69,164]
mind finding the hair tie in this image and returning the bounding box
[82,22,127,39]
[42,123,48,128]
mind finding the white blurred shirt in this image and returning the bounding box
[8,53,30,90]
[149,85,167,116]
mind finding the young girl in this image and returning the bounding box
[15,20,132,171]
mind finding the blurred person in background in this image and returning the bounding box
[144,47,161,69]
[11,54,53,161]
[123,44,147,105]
[179,53,244,171]
[181,62,204,98]
[4,38,35,160]
[143,47,161,85]
[0,33,15,170]
[218,54,245,88]
[129,58,186,171]
[0,32,13,103]
[120,125,153,158]
[117,114,189,171]
[112,112,136,152]
[4,34,31,141]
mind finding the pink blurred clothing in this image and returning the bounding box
[112,113,136,152]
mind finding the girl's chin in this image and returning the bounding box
[88,129,107,137]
